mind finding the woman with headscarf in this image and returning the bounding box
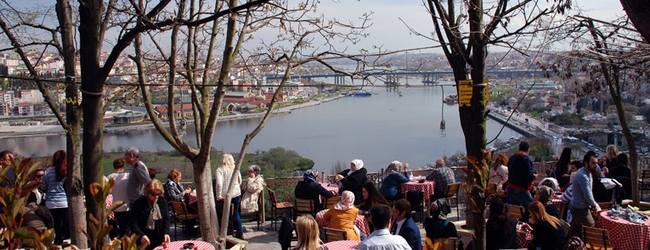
[241,165,266,214]
[380,161,409,201]
[214,153,243,239]
[335,159,368,205]
[295,170,336,212]
[323,191,360,240]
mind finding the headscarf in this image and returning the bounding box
[429,198,451,220]
[537,185,554,205]
[539,177,560,192]
[349,159,364,175]
[303,169,318,183]
[334,191,355,210]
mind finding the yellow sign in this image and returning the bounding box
[458,80,472,107]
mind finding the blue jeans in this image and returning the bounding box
[506,187,533,206]
[231,196,243,236]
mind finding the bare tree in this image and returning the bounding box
[545,15,647,205]
[133,0,369,246]
[405,0,572,248]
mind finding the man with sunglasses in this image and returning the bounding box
[569,151,601,238]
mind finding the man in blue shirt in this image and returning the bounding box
[506,141,536,206]
[569,151,601,237]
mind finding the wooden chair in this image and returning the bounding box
[169,201,199,239]
[640,169,650,200]
[267,188,293,230]
[323,227,347,243]
[504,204,525,221]
[324,196,340,209]
[446,183,461,219]
[294,198,315,217]
[582,226,613,250]
[425,237,459,250]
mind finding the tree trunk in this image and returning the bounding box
[619,0,650,43]
[78,0,104,245]
[609,88,640,204]
[193,155,220,246]
[57,0,87,247]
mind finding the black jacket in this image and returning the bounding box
[530,220,565,250]
[609,164,632,200]
[295,180,334,211]
[338,168,368,205]
[130,196,170,250]
[485,217,518,250]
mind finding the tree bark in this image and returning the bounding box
[57,0,87,247]
[78,0,104,244]
[192,156,220,245]
[619,0,650,43]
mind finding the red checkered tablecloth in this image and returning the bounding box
[515,223,533,248]
[323,240,360,250]
[315,209,370,236]
[401,181,435,204]
[153,240,215,250]
[320,182,339,193]
[598,211,650,250]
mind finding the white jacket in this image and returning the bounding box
[241,175,266,214]
[215,167,242,200]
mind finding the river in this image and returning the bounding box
[0,83,521,171]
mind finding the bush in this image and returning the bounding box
[550,113,583,126]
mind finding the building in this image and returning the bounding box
[113,111,146,124]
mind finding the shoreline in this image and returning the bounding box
[0,94,345,139]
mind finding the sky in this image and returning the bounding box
[309,0,627,53]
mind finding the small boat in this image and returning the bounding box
[443,95,457,105]
[350,90,372,97]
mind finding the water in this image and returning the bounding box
[0,84,521,171]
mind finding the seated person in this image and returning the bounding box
[527,201,567,250]
[380,161,409,201]
[391,199,422,250]
[426,159,455,200]
[423,198,457,241]
[241,165,266,214]
[539,177,560,193]
[130,180,171,250]
[295,170,336,212]
[485,198,518,250]
[294,215,326,250]
[358,205,411,250]
[323,191,360,240]
[535,186,560,218]
[358,182,389,213]
[21,192,54,232]
[163,169,196,213]
[336,159,368,205]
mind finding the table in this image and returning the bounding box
[320,182,339,193]
[598,211,650,250]
[323,240,360,250]
[154,240,215,250]
[315,209,370,236]
[401,181,435,204]
[516,223,533,248]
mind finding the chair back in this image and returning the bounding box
[267,188,278,205]
[325,196,340,209]
[504,204,525,221]
[323,227,347,242]
[170,201,189,216]
[446,183,461,198]
[582,226,610,249]
[597,202,612,210]
[295,198,315,215]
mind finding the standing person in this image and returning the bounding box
[323,191,360,241]
[358,204,411,250]
[0,150,16,187]
[489,153,509,193]
[108,158,131,237]
[506,141,536,206]
[125,147,151,204]
[609,153,631,203]
[605,144,619,171]
[380,161,409,201]
[335,159,368,205]
[130,180,170,250]
[554,147,572,188]
[569,151,601,237]
[42,150,69,245]
[295,170,336,212]
[358,182,389,212]
[293,215,326,250]
[527,201,567,250]
[391,199,422,250]
[241,165,266,214]
[214,153,243,239]
[426,158,456,200]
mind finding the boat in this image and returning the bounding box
[443,95,457,105]
[350,90,372,97]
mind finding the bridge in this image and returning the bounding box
[264,69,546,82]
